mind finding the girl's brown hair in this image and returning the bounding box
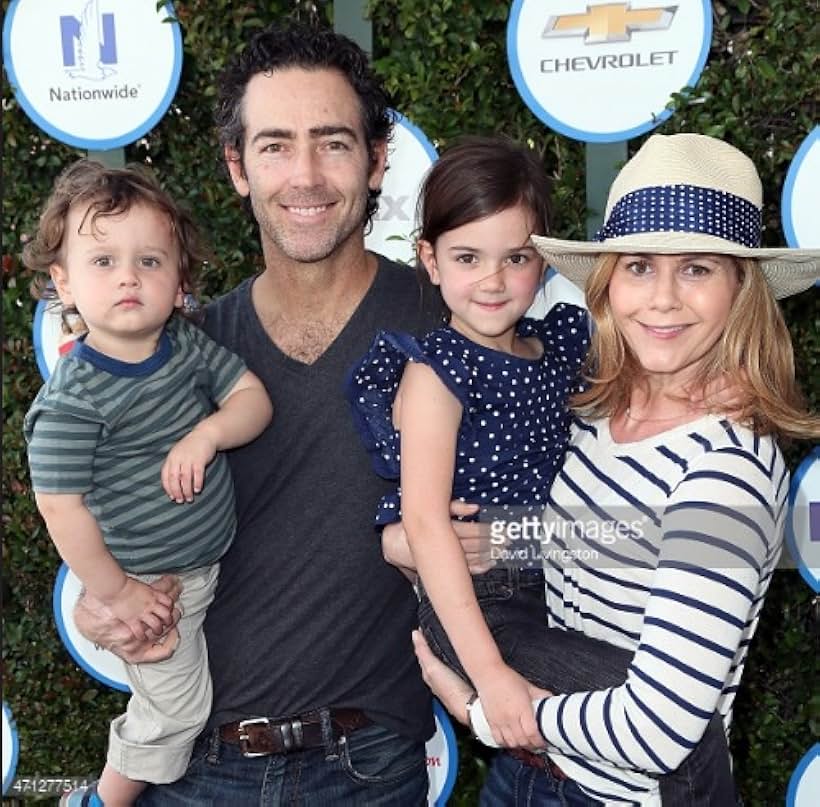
[23,159,209,331]
[573,254,819,440]
[416,136,552,316]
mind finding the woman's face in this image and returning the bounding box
[607,253,740,390]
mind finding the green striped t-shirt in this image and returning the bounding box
[24,317,247,573]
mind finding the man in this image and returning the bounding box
[76,21,441,805]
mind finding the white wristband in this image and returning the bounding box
[466,695,500,748]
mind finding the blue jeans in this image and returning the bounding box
[481,751,599,807]
[136,715,427,806]
[419,567,736,806]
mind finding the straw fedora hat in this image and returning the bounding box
[531,133,820,299]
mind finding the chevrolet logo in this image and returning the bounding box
[543,3,677,44]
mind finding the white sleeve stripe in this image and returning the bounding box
[556,696,583,755]
[629,663,714,719]
[603,690,637,767]
[661,530,762,571]
[639,645,725,689]
[579,692,605,758]
[665,500,769,548]
[714,446,771,479]
[650,587,746,628]
[642,616,736,659]
[625,682,696,750]
[656,561,755,601]
[684,470,773,517]
[622,707,670,771]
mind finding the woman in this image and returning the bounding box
[410,133,820,806]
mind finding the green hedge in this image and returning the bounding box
[2,1,816,804]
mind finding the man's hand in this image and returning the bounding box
[108,577,174,639]
[74,574,183,664]
[383,501,495,577]
[449,501,495,574]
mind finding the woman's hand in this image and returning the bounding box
[412,629,474,724]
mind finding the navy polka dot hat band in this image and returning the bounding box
[532,133,820,299]
[594,184,762,249]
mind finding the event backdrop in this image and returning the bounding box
[2,1,817,804]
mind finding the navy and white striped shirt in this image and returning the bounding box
[475,414,786,805]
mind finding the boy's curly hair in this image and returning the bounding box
[24,159,209,331]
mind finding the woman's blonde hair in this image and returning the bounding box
[573,254,819,441]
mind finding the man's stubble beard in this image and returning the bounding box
[252,192,369,265]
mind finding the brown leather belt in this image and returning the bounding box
[220,708,372,757]
[507,748,568,780]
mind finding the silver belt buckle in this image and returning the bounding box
[238,717,271,758]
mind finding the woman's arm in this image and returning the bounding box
[399,362,543,749]
[509,443,784,773]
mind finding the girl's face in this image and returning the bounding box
[607,253,740,391]
[418,203,544,351]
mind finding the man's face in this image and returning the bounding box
[226,67,386,265]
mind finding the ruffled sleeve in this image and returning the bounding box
[522,303,590,373]
[345,328,474,481]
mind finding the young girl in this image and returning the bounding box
[348,137,594,748]
[23,160,273,806]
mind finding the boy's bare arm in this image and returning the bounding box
[162,370,272,502]
[35,492,174,638]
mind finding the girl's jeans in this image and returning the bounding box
[418,566,737,806]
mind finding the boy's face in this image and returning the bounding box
[51,202,183,362]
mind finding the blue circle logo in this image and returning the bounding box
[785,449,820,593]
[506,0,712,142]
[426,699,459,805]
[786,743,820,807]
[3,0,183,150]
[2,702,20,796]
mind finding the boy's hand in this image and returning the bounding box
[109,577,175,640]
[476,662,545,749]
[75,575,182,663]
[161,429,217,503]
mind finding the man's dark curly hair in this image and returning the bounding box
[215,20,394,230]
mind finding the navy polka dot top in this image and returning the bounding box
[347,304,590,526]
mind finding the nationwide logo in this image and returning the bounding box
[60,0,118,80]
[543,2,677,44]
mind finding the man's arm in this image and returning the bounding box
[382,500,494,578]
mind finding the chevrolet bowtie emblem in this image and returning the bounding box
[543,3,677,44]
